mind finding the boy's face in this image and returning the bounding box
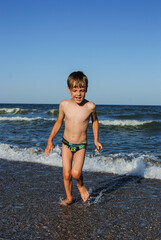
[68,82,86,104]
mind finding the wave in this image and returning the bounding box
[1,116,160,130]
[111,113,161,119]
[47,109,59,116]
[0,116,56,122]
[0,108,38,115]
[99,120,161,127]
[0,143,161,180]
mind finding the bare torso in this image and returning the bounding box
[61,99,95,143]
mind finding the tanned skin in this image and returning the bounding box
[45,82,102,206]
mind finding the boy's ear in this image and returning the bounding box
[68,87,71,93]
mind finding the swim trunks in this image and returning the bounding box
[62,137,87,154]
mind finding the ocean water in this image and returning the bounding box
[0,103,161,180]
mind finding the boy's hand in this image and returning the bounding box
[95,141,103,152]
[45,141,53,156]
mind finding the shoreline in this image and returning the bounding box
[0,158,161,239]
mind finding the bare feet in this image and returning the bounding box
[77,185,89,202]
[59,199,73,206]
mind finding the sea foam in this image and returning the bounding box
[99,120,153,126]
[0,108,38,114]
[47,109,59,115]
[0,116,56,121]
[0,143,160,180]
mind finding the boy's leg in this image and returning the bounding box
[60,144,73,206]
[72,149,89,202]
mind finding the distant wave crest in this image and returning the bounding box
[0,116,56,122]
[99,119,161,127]
[0,108,38,115]
[47,109,59,116]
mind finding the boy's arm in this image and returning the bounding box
[91,104,103,152]
[45,102,65,156]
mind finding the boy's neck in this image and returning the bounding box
[71,98,88,106]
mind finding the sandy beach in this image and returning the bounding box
[0,158,161,240]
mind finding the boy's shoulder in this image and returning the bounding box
[59,99,72,111]
[59,99,71,106]
[59,99,96,111]
[86,100,96,111]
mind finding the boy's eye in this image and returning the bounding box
[72,88,86,93]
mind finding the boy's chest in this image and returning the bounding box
[64,107,91,122]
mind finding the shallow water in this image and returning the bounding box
[0,103,161,179]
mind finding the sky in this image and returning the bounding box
[0,0,161,105]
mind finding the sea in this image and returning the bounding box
[0,103,161,180]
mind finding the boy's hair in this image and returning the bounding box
[67,71,88,91]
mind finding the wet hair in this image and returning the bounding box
[67,71,88,91]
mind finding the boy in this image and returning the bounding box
[45,71,102,206]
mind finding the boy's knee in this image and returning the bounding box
[72,169,81,180]
[63,170,71,180]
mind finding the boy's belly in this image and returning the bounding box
[63,126,88,144]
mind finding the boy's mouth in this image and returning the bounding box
[76,97,82,101]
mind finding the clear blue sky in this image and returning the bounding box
[0,0,161,105]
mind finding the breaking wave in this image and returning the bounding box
[0,108,38,115]
[0,143,160,180]
[47,109,59,116]
[99,120,161,127]
[0,116,56,122]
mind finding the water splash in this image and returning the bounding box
[0,143,161,180]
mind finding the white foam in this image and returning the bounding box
[84,153,161,179]
[0,107,37,114]
[0,143,161,180]
[99,120,153,126]
[0,116,56,121]
[47,109,59,115]
[0,108,21,114]
[0,143,62,167]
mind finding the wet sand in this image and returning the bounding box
[0,158,161,240]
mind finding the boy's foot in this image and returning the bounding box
[77,185,89,202]
[59,199,73,206]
